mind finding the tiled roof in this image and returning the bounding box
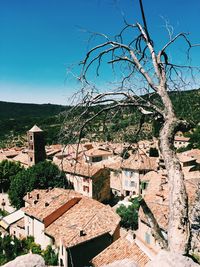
[91,236,150,267]
[0,153,8,161]
[174,136,190,142]
[12,152,29,166]
[46,197,120,248]
[1,149,20,158]
[122,154,157,171]
[23,188,120,248]
[11,217,25,229]
[177,153,196,163]
[180,149,200,164]
[139,202,169,230]
[45,144,62,157]
[85,148,113,157]
[23,188,82,221]
[140,171,200,230]
[53,157,107,177]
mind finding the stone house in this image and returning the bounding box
[53,156,111,202]
[0,210,25,239]
[22,188,120,267]
[174,135,190,150]
[121,154,158,197]
[135,170,200,255]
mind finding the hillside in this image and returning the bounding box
[0,101,67,119]
[0,89,200,147]
[0,101,69,147]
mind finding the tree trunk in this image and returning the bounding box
[158,85,189,254]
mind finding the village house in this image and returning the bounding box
[84,146,113,163]
[22,188,120,267]
[53,156,111,202]
[91,234,150,267]
[135,170,200,255]
[0,210,25,239]
[121,154,158,197]
[174,132,190,150]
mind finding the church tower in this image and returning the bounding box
[27,125,46,166]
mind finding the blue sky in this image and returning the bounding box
[0,0,200,104]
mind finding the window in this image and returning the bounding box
[124,180,129,186]
[141,181,148,190]
[124,170,130,177]
[83,185,89,193]
[29,144,33,150]
[92,156,102,162]
[30,157,33,162]
[145,232,151,244]
[130,181,136,187]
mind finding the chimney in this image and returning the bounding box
[80,230,86,237]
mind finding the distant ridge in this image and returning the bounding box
[0,101,68,119]
[0,89,199,147]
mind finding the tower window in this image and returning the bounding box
[30,157,33,162]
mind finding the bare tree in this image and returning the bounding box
[61,1,199,254]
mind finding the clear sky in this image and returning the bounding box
[0,0,200,105]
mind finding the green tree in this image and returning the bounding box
[43,245,58,266]
[0,160,23,192]
[9,169,29,208]
[188,125,200,149]
[9,160,67,208]
[116,197,140,230]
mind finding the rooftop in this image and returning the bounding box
[91,235,150,267]
[28,125,43,132]
[53,157,107,177]
[23,188,82,221]
[122,154,157,171]
[46,196,120,248]
[23,188,120,248]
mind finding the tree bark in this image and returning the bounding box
[158,85,189,254]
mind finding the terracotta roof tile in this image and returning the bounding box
[23,188,120,248]
[140,171,200,230]
[122,155,158,171]
[23,188,82,221]
[46,197,120,247]
[91,236,150,267]
[54,157,107,177]
[12,152,29,166]
[174,136,190,142]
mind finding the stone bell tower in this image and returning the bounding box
[27,125,46,166]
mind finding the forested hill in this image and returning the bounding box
[170,89,200,124]
[0,101,69,147]
[0,101,67,119]
[0,89,200,147]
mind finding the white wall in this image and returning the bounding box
[24,214,52,249]
[59,241,68,267]
[122,169,140,195]
[34,219,52,249]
